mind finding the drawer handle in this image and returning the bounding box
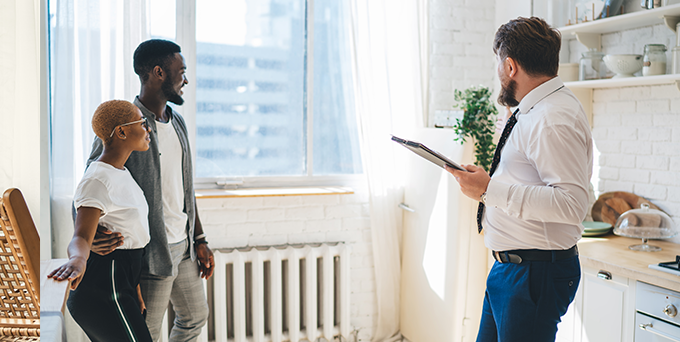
[398,203,415,213]
[597,270,612,280]
[639,323,680,342]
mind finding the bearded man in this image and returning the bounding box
[447,17,593,342]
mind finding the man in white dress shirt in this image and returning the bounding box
[448,17,593,341]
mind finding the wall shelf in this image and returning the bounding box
[559,3,680,36]
[564,74,680,89]
[558,3,680,50]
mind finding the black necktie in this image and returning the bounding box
[476,109,519,233]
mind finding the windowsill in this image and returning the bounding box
[195,186,354,198]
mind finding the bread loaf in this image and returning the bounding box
[605,197,632,215]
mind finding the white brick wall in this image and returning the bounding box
[197,186,376,341]
[196,1,499,340]
[429,0,498,125]
[576,24,680,243]
[194,4,680,342]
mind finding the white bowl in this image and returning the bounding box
[603,54,643,78]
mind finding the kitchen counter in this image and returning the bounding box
[578,234,680,291]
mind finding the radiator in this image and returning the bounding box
[213,243,350,342]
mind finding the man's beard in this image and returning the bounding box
[498,77,519,107]
[162,76,184,105]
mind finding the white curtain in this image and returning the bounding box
[0,0,46,256]
[50,0,150,258]
[49,2,150,341]
[348,0,428,340]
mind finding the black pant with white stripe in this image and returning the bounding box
[68,248,152,342]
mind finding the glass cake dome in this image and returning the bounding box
[613,203,677,252]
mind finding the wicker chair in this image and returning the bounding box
[0,189,41,341]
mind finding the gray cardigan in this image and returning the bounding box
[85,97,196,277]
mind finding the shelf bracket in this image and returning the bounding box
[571,88,594,128]
[663,15,680,32]
[574,32,601,51]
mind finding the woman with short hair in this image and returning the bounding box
[49,99,153,342]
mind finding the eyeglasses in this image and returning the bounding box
[109,117,148,138]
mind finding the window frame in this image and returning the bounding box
[173,0,364,189]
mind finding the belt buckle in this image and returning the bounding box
[508,253,523,264]
[494,251,522,264]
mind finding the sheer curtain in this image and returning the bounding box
[50,0,150,258]
[0,0,47,256]
[348,0,428,340]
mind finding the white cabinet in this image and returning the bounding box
[557,266,636,342]
[557,266,634,342]
[580,267,636,342]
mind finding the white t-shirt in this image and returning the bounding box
[74,161,150,249]
[156,118,188,244]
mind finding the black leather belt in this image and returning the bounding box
[492,245,578,264]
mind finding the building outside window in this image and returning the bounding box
[49,0,362,189]
[150,0,363,185]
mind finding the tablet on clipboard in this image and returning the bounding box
[391,135,467,172]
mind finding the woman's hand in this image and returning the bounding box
[48,206,102,290]
[47,257,87,290]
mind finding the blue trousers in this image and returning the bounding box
[476,255,580,342]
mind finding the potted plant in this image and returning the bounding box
[452,85,498,172]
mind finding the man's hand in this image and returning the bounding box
[136,284,146,315]
[90,225,124,256]
[445,164,491,201]
[196,243,214,279]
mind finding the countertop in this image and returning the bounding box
[40,259,70,342]
[578,234,680,291]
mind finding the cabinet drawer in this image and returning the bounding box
[635,312,680,342]
[588,268,629,286]
[581,267,633,342]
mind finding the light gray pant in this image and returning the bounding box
[141,239,209,342]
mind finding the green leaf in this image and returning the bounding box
[451,85,498,172]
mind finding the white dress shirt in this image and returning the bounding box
[484,76,593,251]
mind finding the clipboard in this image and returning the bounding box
[391,135,466,172]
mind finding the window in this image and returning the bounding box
[151,0,362,186]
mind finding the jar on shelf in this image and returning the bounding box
[642,44,667,76]
[673,46,680,74]
[579,50,608,81]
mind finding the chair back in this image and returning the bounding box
[0,188,40,336]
